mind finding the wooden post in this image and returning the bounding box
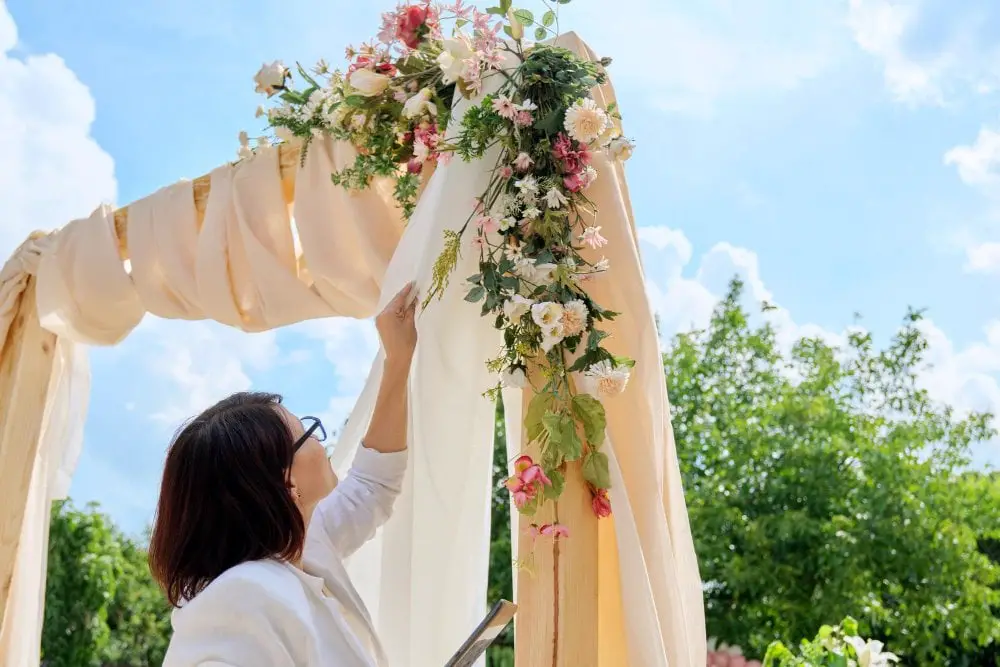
[514,388,600,667]
[0,279,57,628]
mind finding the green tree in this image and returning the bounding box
[664,279,1000,664]
[42,501,170,667]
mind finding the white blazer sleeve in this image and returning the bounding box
[316,445,408,557]
[164,576,298,667]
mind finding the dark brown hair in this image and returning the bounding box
[148,391,305,606]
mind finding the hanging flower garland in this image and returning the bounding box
[248,0,636,536]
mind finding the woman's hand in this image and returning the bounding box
[376,282,418,366]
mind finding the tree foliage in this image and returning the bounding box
[665,278,1000,664]
[42,501,171,667]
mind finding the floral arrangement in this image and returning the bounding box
[707,639,762,667]
[763,618,900,667]
[248,0,636,535]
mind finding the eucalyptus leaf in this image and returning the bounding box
[542,10,556,26]
[513,8,534,25]
[464,286,485,302]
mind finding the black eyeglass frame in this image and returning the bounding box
[292,416,327,454]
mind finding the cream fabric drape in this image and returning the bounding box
[0,30,704,667]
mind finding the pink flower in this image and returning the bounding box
[521,464,552,487]
[552,133,593,174]
[513,491,531,509]
[580,226,608,249]
[396,4,434,49]
[513,152,534,172]
[471,234,486,250]
[499,165,514,179]
[592,488,612,518]
[477,215,500,234]
[445,0,472,19]
[513,455,533,474]
[406,157,423,174]
[514,110,534,128]
[563,172,586,192]
[532,523,570,539]
[505,477,523,493]
[393,89,409,102]
[492,96,518,120]
[437,151,454,166]
[730,657,747,667]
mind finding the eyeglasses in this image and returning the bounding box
[292,416,327,454]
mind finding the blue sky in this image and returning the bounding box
[3,0,999,534]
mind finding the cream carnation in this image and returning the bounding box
[531,302,564,329]
[504,295,534,322]
[564,98,609,144]
[585,360,630,397]
[561,300,589,337]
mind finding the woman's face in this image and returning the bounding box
[278,406,339,510]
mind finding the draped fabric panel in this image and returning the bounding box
[0,31,704,667]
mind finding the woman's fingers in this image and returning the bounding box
[388,282,416,316]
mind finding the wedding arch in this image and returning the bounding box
[0,4,706,665]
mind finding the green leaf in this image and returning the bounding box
[587,328,609,351]
[465,286,485,302]
[542,10,556,26]
[455,18,469,29]
[486,6,506,15]
[500,0,513,11]
[513,9,534,25]
[343,95,367,108]
[572,394,607,446]
[534,26,547,40]
[503,25,515,38]
[544,468,566,500]
[581,450,611,489]
[526,392,555,442]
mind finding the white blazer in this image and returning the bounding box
[162,446,408,667]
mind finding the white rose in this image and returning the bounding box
[531,302,564,329]
[503,295,534,322]
[531,262,558,284]
[607,135,635,161]
[403,88,437,119]
[437,38,474,84]
[501,367,528,389]
[349,68,391,97]
[540,323,566,352]
[254,61,288,96]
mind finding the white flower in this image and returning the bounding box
[531,302,564,329]
[513,256,536,279]
[504,295,534,322]
[255,105,266,118]
[238,130,250,147]
[843,637,899,667]
[585,360,630,397]
[531,262,558,284]
[437,38,474,84]
[254,61,288,96]
[563,97,610,144]
[593,257,610,272]
[349,68,391,96]
[580,165,598,190]
[540,324,565,352]
[403,87,437,119]
[515,175,539,194]
[607,135,635,161]
[501,367,528,389]
[238,146,254,159]
[350,113,368,130]
[257,136,271,148]
[499,217,517,232]
[544,187,568,209]
[517,98,538,112]
[561,300,589,337]
[523,207,542,220]
[513,152,534,171]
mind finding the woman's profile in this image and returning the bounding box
[151,283,418,667]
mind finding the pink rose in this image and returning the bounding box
[396,4,432,49]
[591,488,612,518]
[406,158,423,174]
[563,172,585,192]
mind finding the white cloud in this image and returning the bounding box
[0,4,116,256]
[639,224,1000,465]
[568,0,848,115]
[136,318,280,426]
[944,120,1000,271]
[848,0,1000,105]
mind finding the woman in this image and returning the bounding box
[151,283,418,667]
